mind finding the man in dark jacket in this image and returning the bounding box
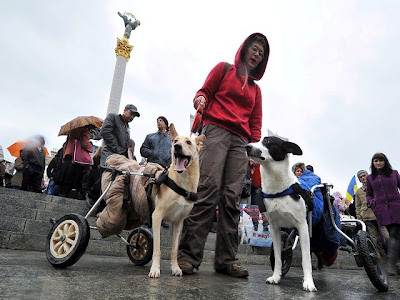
[100,104,140,166]
[140,116,172,168]
[21,135,46,193]
[46,148,63,195]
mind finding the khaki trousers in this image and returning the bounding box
[365,220,389,256]
[178,124,248,268]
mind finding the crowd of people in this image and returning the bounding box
[1,31,399,279]
[0,106,173,209]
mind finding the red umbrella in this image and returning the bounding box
[7,140,49,157]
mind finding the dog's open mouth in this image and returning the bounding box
[174,152,191,173]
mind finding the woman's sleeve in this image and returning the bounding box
[249,85,262,142]
[395,170,400,189]
[194,62,227,105]
[366,177,375,208]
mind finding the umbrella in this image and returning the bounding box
[58,116,103,136]
[8,140,50,157]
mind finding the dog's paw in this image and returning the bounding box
[171,266,183,277]
[303,280,317,292]
[266,276,281,285]
[148,267,161,278]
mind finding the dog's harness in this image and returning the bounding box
[101,166,197,229]
[155,170,198,201]
[262,183,314,211]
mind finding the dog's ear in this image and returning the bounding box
[282,141,302,155]
[195,134,206,151]
[169,123,178,141]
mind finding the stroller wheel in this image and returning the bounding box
[357,230,389,292]
[46,214,90,268]
[270,231,293,276]
[126,227,153,266]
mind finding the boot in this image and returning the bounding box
[386,238,400,276]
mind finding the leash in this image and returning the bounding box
[156,170,198,201]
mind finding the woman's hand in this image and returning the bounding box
[194,96,206,109]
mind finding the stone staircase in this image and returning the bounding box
[0,187,358,269]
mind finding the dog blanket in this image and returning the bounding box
[96,154,164,238]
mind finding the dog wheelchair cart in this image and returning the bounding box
[269,183,389,292]
[45,166,156,269]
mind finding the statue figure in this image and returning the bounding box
[118,12,140,39]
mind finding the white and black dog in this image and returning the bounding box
[246,136,317,292]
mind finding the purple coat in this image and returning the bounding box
[366,170,400,226]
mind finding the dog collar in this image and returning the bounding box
[262,187,294,199]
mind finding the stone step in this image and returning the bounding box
[0,188,359,270]
[0,216,52,236]
[0,187,88,209]
[0,204,86,222]
[1,196,88,215]
[0,187,51,201]
[0,230,47,252]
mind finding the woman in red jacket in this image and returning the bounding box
[178,33,269,277]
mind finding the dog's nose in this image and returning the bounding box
[174,143,182,151]
[245,144,253,152]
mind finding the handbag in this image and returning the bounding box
[73,139,93,166]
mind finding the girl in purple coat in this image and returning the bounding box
[366,152,400,276]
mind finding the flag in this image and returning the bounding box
[346,175,358,203]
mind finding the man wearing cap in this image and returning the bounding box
[100,104,140,166]
[355,169,389,255]
[140,116,172,169]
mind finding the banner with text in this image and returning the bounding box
[239,204,272,247]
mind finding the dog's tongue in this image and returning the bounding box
[174,157,188,172]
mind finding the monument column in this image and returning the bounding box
[106,12,140,116]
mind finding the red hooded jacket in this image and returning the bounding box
[194,33,269,142]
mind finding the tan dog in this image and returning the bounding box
[148,124,205,278]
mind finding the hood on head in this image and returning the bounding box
[235,32,269,81]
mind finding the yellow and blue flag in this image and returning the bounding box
[346,175,358,203]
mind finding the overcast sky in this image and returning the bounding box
[1,0,399,196]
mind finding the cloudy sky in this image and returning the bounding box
[1,0,399,196]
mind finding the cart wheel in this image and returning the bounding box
[357,230,388,292]
[270,231,293,276]
[126,227,153,266]
[46,214,90,268]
